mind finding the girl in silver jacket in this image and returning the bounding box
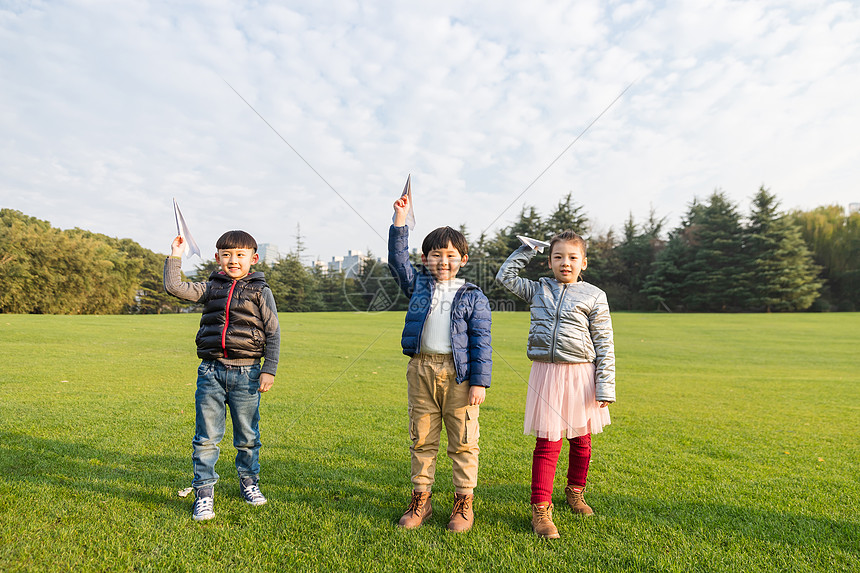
[496,230,615,539]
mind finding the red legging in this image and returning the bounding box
[531,434,591,504]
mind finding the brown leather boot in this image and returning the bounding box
[531,502,560,539]
[447,493,474,532]
[564,485,594,516]
[397,491,432,529]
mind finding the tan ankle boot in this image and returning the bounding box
[398,491,432,529]
[564,485,594,516]
[447,493,474,532]
[531,502,560,539]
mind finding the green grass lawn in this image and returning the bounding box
[0,311,858,572]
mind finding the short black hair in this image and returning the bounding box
[216,230,257,252]
[548,230,587,258]
[422,226,468,257]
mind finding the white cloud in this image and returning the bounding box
[1,0,859,271]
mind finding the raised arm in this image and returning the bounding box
[388,194,416,297]
[393,192,410,228]
[163,236,207,302]
[494,245,539,302]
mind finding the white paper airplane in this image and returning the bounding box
[392,174,416,230]
[517,235,551,253]
[173,198,201,258]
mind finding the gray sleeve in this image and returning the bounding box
[163,257,207,302]
[589,290,616,403]
[495,245,539,302]
[259,287,280,376]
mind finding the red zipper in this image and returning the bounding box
[221,281,238,358]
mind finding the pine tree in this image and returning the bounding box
[583,229,621,288]
[313,268,352,311]
[544,193,589,236]
[192,259,221,282]
[680,191,749,311]
[611,211,665,310]
[745,187,821,311]
[643,223,694,311]
[294,223,306,259]
[481,204,547,310]
[268,252,318,312]
[644,193,747,311]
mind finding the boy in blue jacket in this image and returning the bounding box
[388,193,492,533]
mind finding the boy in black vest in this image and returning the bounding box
[164,230,280,521]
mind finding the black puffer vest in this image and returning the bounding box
[196,271,269,360]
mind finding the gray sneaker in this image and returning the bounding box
[240,477,267,506]
[192,486,215,521]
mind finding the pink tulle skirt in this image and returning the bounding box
[523,361,611,441]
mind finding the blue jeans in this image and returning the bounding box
[192,360,262,488]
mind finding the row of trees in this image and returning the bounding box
[0,209,178,314]
[640,189,821,311]
[203,187,853,313]
[793,206,860,312]
[459,188,834,312]
[2,188,858,314]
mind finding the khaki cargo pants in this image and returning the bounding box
[407,353,480,495]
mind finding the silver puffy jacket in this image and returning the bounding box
[495,245,616,402]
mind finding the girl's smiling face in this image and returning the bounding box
[549,240,587,283]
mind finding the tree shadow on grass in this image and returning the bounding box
[0,431,188,513]
[524,491,858,556]
[464,482,860,556]
[12,429,854,561]
[0,427,418,526]
[264,438,415,524]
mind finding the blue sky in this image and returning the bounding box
[2,0,859,269]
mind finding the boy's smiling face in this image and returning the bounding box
[422,241,468,282]
[215,247,258,280]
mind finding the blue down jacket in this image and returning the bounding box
[388,225,492,388]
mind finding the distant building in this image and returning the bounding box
[257,243,280,265]
[849,203,860,215]
[329,249,369,278]
[313,259,328,275]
